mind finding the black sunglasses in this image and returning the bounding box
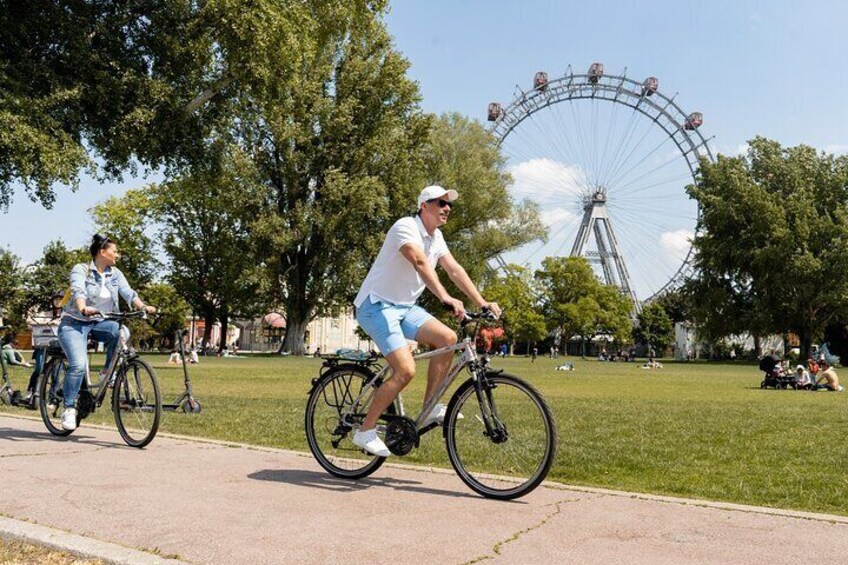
[427,198,453,209]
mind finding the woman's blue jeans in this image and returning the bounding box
[57,318,120,408]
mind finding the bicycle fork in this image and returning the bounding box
[472,374,508,444]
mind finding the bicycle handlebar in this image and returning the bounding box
[460,307,500,327]
[89,310,153,322]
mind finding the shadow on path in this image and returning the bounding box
[247,468,507,502]
[0,426,120,449]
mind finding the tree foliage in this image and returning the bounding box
[634,302,674,354]
[0,248,26,331]
[482,265,546,349]
[90,189,159,290]
[535,256,632,351]
[686,137,848,358]
[0,0,221,208]
[152,149,264,351]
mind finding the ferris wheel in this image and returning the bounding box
[488,63,714,309]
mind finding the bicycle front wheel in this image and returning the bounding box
[38,357,74,437]
[445,373,557,500]
[305,365,392,479]
[112,358,161,448]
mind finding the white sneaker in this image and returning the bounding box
[352,428,390,457]
[61,408,77,431]
[420,403,463,428]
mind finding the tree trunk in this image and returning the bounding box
[202,312,215,351]
[219,311,229,354]
[753,335,762,359]
[799,330,812,362]
[510,339,515,356]
[281,316,309,355]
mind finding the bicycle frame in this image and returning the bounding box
[343,336,481,430]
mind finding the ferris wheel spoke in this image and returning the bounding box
[603,111,664,191]
[567,100,599,188]
[595,95,626,190]
[614,171,694,200]
[608,134,678,192]
[600,106,641,190]
[547,99,589,181]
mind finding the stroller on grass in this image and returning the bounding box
[759,354,798,389]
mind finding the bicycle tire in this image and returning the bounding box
[444,372,557,500]
[112,358,161,448]
[305,364,393,479]
[38,357,74,437]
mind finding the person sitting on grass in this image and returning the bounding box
[807,358,819,377]
[168,350,182,364]
[815,361,844,392]
[794,364,814,390]
[2,340,32,368]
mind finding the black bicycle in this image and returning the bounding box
[38,311,162,448]
[305,310,557,500]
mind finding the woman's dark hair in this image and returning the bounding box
[89,233,114,258]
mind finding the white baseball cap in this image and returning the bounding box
[417,185,459,208]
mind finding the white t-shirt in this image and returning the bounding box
[354,215,449,307]
[94,272,115,314]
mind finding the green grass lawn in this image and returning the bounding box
[4,354,847,515]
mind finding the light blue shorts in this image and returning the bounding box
[355,296,434,356]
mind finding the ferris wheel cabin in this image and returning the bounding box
[588,62,604,84]
[533,71,549,91]
[487,102,503,121]
[684,112,703,130]
[641,77,658,96]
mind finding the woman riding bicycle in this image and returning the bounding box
[57,234,156,431]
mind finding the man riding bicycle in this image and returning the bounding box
[352,185,501,457]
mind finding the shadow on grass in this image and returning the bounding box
[247,468,509,502]
[0,425,121,449]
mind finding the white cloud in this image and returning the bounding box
[508,158,586,205]
[659,229,693,262]
[540,207,577,227]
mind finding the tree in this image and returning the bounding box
[0,1,221,208]
[153,149,264,352]
[90,189,159,290]
[241,5,430,354]
[0,248,26,330]
[634,302,673,356]
[24,240,89,314]
[143,282,191,345]
[687,137,848,359]
[535,256,632,355]
[483,265,547,354]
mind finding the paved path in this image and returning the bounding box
[1,414,847,564]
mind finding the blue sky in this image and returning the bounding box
[2,0,846,294]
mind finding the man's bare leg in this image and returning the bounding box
[360,346,416,431]
[415,319,458,406]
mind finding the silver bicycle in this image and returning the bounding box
[305,311,557,500]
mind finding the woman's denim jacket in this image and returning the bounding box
[62,262,138,322]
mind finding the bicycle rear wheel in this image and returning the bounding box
[305,365,391,479]
[112,358,161,448]
[38,357,74,436]
[445,373,557,500]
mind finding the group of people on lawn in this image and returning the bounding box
[763,351,843,391]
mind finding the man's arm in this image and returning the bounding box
[399,243,465,317]
[438,252,501,318]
